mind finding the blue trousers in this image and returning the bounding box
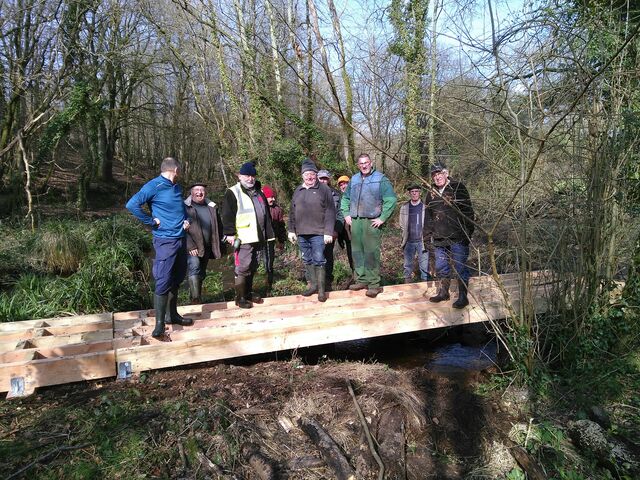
[434,242,470,283]
[298,234,326,266]
[152,237,187,295]
[403,240,430,280]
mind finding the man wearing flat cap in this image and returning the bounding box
[288,159,336,302]
[184,183,225,303]
[424,163,475,308]
[398,184,431,283]
[222,162,275,308]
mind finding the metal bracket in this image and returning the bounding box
[9,377,25,397]
[117,361,132,380]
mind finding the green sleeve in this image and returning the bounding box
[340,182,351,217]
[379,176,397,223]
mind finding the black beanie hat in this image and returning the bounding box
[301,158,318,174]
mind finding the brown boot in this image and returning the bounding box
[429,279,451,303]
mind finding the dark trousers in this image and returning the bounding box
[234,242,260,278]
[324,241,335,283]
[152,237,187,295]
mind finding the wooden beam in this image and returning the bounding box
[116,295,549,373]
[0,271,556,393]
[0,329,114,354]
[0,313,112,332]
[1,350,117,396]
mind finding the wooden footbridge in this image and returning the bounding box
[0,272,554,398]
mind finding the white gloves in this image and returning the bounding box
[288,232,297,244]
[323,235,333,244]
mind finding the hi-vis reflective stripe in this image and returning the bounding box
[231,184,260,244]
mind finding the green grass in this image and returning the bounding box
[0,215,151,321]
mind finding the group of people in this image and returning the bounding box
[126,154,475,338]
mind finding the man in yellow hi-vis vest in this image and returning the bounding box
[221,162,275,308]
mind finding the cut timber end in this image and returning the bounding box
[0,272,556,394]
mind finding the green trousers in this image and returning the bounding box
[351,217,382,288]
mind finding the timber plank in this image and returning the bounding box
[111,272,541,322]
[0,350,117,394]
[0,321,114,342]
[0,313,113,332]
[0,338,138,364]
[116,296,549,373]
[116,280,538,338]
[112,273,546,330]
[0,271,556,394]
[0,329,114,354]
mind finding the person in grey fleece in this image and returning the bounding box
[288,158,336,302]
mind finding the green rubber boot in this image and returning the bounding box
[166,287,193,326]
[317,266,327,302]
[302,264,317,296]
[188,275,202,304]
[152,294,169,338]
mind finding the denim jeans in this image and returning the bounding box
[298,234,326,266]
[403,240,430,280]
[187,249,210,279]
[434,242,470,283]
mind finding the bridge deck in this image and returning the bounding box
[0,272,553,397]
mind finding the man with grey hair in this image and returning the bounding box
[424,163,475,308]
[126,157,193,338]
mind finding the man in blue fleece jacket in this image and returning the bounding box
[126,157,193,338]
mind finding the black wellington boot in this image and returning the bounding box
[188,275,202,304]
[166,287,193,326]
[429,279,451,303]
[452,279,469,309]
[152,294,169,338]
[235,277,252,309]
[246,275,263,304]
[317,266,327,302]
[302,264,318,296]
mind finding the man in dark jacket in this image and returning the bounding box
[184,183,225,304]
[288,159,336,302]
[126,157,193,338]
[221,162,275,308]
[423,163,475,308]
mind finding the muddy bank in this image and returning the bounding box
[1,360,528,479]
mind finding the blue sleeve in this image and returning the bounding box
[126,183,155,226]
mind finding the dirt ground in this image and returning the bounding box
[0,357,527,480]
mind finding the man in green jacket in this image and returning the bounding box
[340,153,397,298]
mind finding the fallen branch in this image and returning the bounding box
[7,443,90,480]
[298,416,356,480]
[347,380,385,480]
